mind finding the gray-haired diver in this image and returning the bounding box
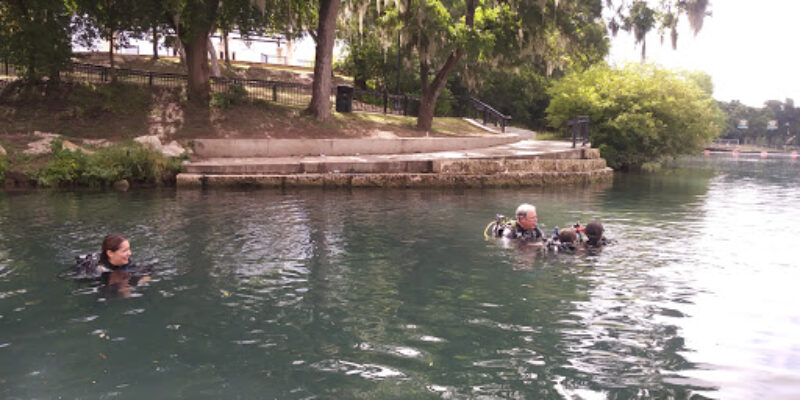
[484,203,544,243]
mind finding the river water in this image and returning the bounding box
[1,155,798,399]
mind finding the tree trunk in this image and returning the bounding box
[223,30,230,66]
[414,0,474,131]
[416,50,462,131]
[208,38,221,77]
[152,24,159,60]
[183,30,212,104]
[306,0,340,121]
[108,31,116,82]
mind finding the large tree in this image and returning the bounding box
[306,0,340,120]
[75,0,140,80]
[0,0,73,82]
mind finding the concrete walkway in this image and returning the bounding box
[184,139,586,175]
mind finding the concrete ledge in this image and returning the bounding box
[193,136,521,158]
[433,158,607,174]
[177,168,613,188]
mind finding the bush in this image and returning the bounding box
[211,81,248,109]
[547,64,724,170]
[36,142,183,187]
[0,155,8,182]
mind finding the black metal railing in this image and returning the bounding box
[567,115,590,148]
[351,89,511,132]
[1,60,512,131]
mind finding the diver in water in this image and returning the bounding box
[486,203,544,243]
[543,227,580,254]
[584,221,610,247]
[71,234,151,292]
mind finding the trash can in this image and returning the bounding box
[335,85,354,113]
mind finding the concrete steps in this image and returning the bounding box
[178,138,613,188]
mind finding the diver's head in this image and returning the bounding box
[515,203,538,230]
[101,234,131,267]
[585,221,604,244]
[558,228,578,244]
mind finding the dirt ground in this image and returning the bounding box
[0,79,494,158]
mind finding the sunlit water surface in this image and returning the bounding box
[1,155,799,399]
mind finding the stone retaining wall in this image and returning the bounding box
[177,168,613,188]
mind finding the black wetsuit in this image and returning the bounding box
[506,223,544,243]
[586,237,611,247]
[72,253,149,284]
[99,260,142,285]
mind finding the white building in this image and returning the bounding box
[79,32,343,69]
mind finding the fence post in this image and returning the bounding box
[148,72,153,87]
[570,121,576,148]
[272,85,277,102]
[403,96,408,116]
[483,109,488,125]
[501,118,506,133]
[383,91,388,114]
[4,61,8,76]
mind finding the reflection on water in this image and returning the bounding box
[0,155,799,399]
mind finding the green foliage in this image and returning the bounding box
[211,82,248,109]
[718,98,799,148]
[0,155,8,182]
[547,64,724,170]
[36,142,182,187]
[68,83,152,118]
[469,67,552,129]
[0,0,74,82]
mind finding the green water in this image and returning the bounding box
[1,155,799,399]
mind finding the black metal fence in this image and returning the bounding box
[1,60,512,131]
[351,89,511,132]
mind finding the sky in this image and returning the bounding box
[608,0,800,107]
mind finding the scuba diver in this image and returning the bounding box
[68,234,151,293]
[584,221,611,247]
[484,203,544,243]
[544,227,580,254]
[544,221,612,254]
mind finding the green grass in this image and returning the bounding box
[336,113,485,136]
[531,131,564,141]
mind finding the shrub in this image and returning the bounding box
[36,142,183,187]
[211,81,248,109]
[547,64,724,170]
[0,155,8,182]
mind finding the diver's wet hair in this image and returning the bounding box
[585,222,604,244]
[100,234,128,264]
[558,228,578,243]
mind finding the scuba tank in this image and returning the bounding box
[63,253,107,280]
[484,214,514,239]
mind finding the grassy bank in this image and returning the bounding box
[1,78,492,189]
[1,80,485,140]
